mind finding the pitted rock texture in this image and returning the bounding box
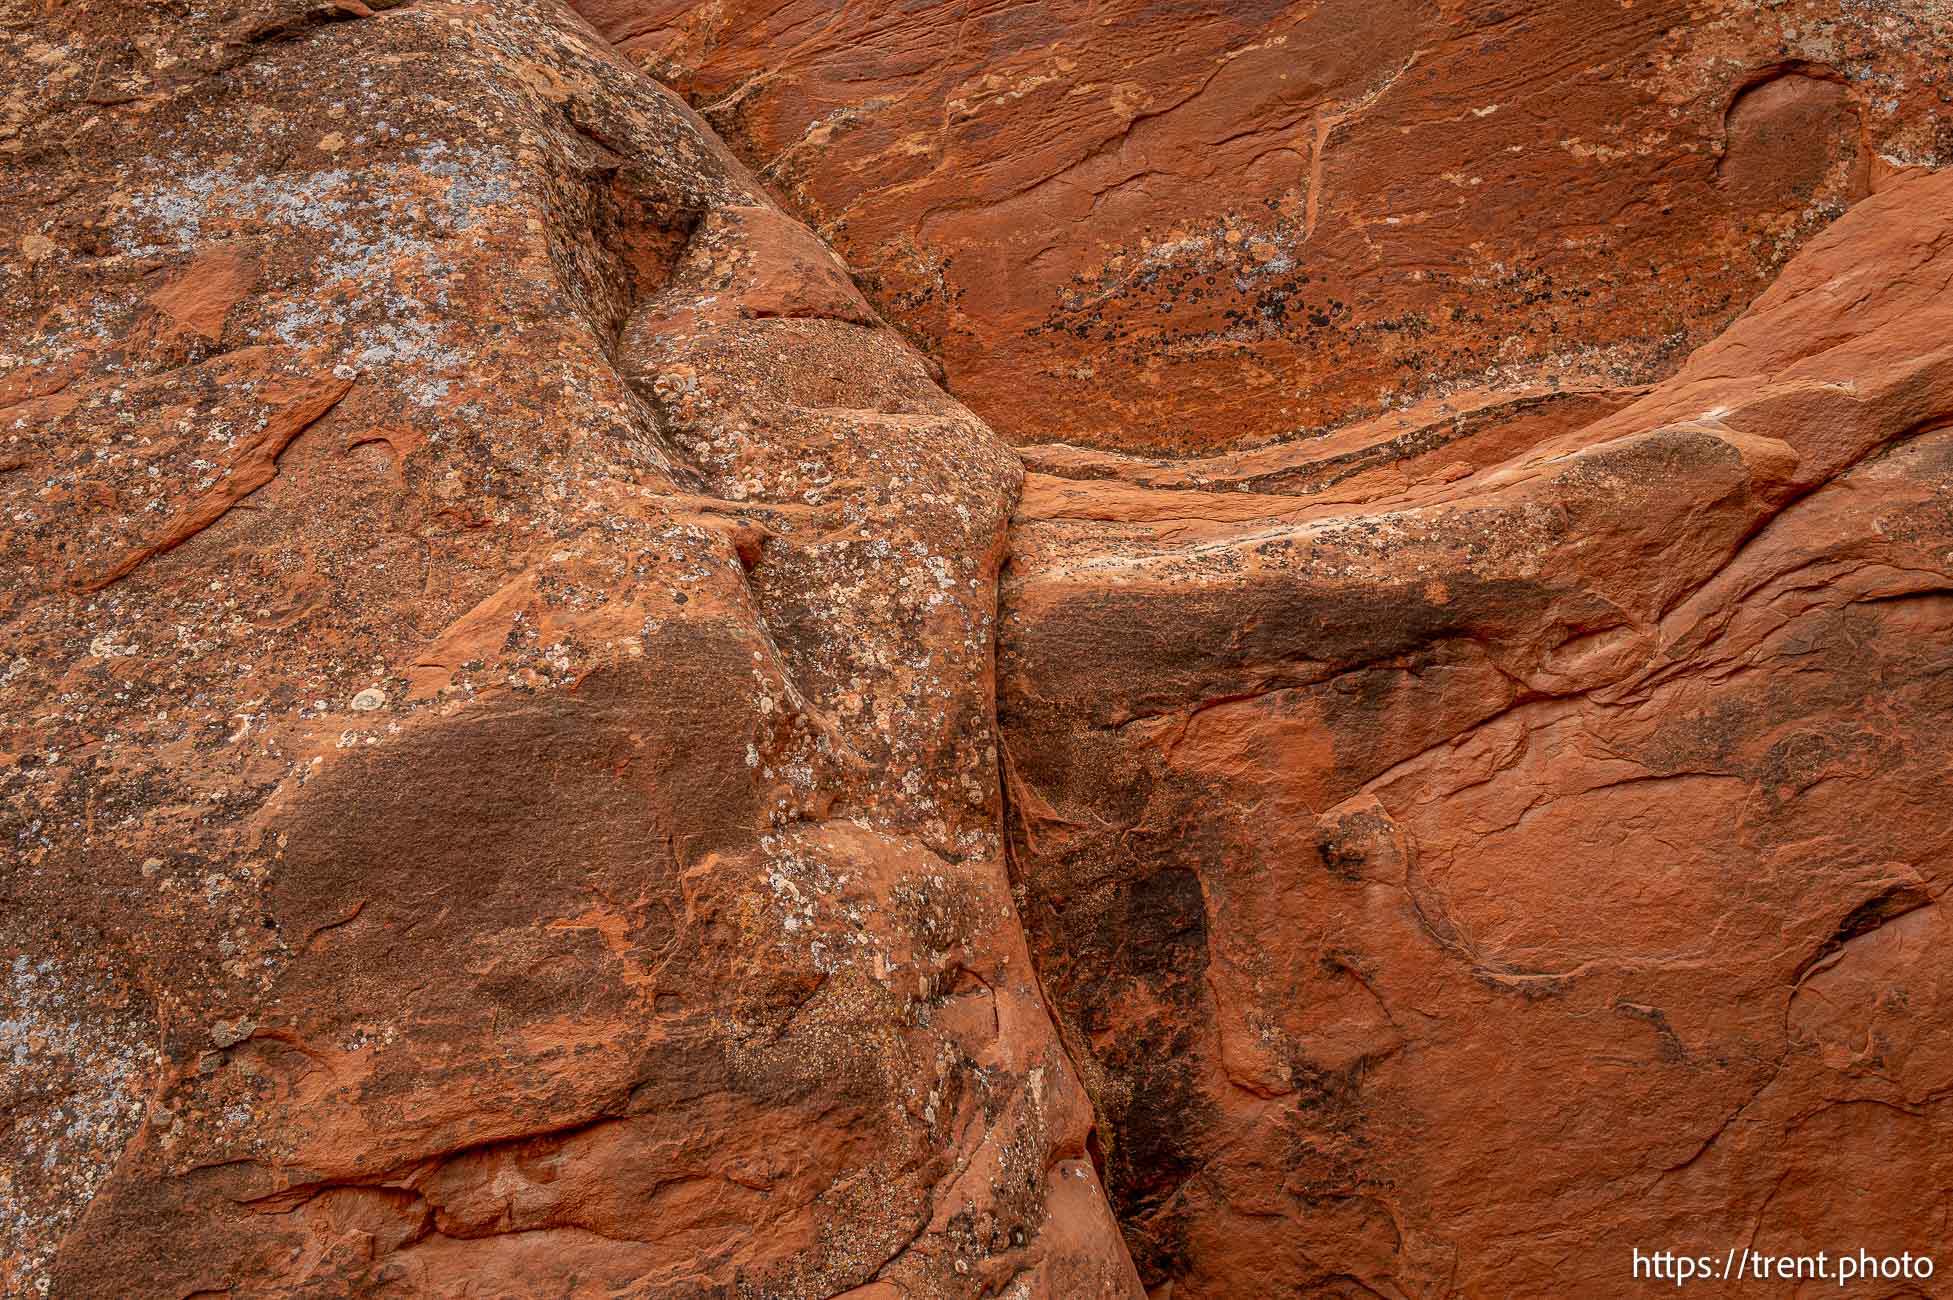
[6,1,1953,1299]
[1000,169,1953,1297]
[579,0,1950,454]
[1,2,1136,1296]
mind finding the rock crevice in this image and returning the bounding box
[6,2,1953,1298]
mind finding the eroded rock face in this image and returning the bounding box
[999,170,1953,1296]
[1,2,1135,1295]
[578,0,1947,453]
[6,1,1953,1298]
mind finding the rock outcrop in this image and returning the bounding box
[580,0,1947,453]
[4,1,1952,1298]
[1000,169,1953,1296]
[2,2,1134,1295]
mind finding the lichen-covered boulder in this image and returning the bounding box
[0,3,1137,1295]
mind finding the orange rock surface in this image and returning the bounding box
[3,1,1951,1297]
[2,3,1133,1295]
[581,0,1948,453]
[1001,168,1953,1296]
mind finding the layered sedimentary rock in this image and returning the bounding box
[1,2,1135,1295]
[1000,170,1953,1296]
[579,0,1947,452]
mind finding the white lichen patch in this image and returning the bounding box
[0,950,157,1296]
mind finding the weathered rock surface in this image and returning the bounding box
[1,2,1135,1295]
[7,0,1953,1298]
[580,0,1949,453]
[1000,168,1953,1296]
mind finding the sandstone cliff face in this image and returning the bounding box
[4,1,1952,1298]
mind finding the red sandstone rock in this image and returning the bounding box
[1,2,1135,1295]
[6,0,1953,1297]
[580,0,1947,453]
[999,168,1953,1297]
